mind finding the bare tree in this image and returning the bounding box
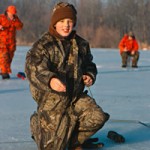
[136,0,150,44]
[15,0,50,44]
[0,0,12,13]
[1,0,150,48]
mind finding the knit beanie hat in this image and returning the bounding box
[49,2,77,39]
[50,2,77,28]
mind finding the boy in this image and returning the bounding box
[25,2,109,150]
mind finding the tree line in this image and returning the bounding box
[0,0,150,49]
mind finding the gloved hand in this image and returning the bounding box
[107,131,125,143]
[82,137,104,149]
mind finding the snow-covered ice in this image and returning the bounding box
[0,46,150,150]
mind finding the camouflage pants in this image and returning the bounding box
[30,92,109,150]
[121,51,139,66]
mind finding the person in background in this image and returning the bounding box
[0,5,23,79]
[119,31,139,68]
[25,2,109,150]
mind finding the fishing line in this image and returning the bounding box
[109,119,150,128]
[87,87,93,98]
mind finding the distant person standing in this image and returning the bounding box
[119,32,139,68]
[0,5,23,79]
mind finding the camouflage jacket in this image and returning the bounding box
[25,31,97,105]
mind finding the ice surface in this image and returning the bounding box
[0,46,150,150]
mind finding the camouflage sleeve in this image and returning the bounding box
[82,43,97,84]
[25,42,56,91]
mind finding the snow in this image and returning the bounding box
[0,46,150,150]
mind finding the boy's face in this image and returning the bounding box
[55,18,74,37]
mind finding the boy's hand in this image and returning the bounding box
[50,78,66,92]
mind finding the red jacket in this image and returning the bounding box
[0,14,23,46]
[0,14,10,43]
[119,35,139,54]
[0,14,23,74]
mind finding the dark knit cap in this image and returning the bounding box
[50,2,77,27]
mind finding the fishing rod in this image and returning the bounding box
[109,119,150,128]
[0,140,33,144]
[87,87,150,128]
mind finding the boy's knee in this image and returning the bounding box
[84,108,110,131]
[95,111,110,129]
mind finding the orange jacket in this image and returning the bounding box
[0,14,10,43]
[0,14,23,74]
[0,14,23,46]
[119,35,139,54]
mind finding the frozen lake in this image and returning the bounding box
[0,46,150,150]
